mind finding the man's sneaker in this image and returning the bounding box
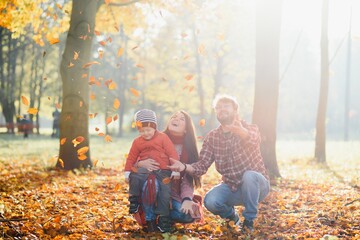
[227,212,240,228]
[146,220,158,233]
[128,196,139,214]
[157,215,171,233]
[242,219,254,232]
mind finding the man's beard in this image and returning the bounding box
[217,112,235,125]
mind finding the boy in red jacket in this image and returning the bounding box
[124,109,179,232]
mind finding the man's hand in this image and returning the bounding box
[167,158,186,172]
[223,114,249,139]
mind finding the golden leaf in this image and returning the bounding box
[79,101,83,107]
[130,88,140,97]
[199,119,206,127]
[77,146,89,156]
[60,138,67,145]
[49,38,60,45]
[89,76,96,85]
[162,177,171,184]
[114,183,121,191]
[104,135,112,142]
[132,46,138,50]
[93,159,99,167]
[21,96,29,106]
[117,48,124,57]
[106,117,112,125]
[56,3,62,10]
[98,132,105,137]
[82,61,100,68]
[90,93,96,100]
[73,51,79,60]
[113,98,120,109]
[68,62,74,68]
[58,159,64,168]
[113,115,118,122]
[27,108,38,115]
[108,82,117,90]
[136,121,142,128]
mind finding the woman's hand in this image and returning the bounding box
[180,200,195,215]
[137,158,160,171]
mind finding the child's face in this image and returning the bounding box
[139,126,156,140]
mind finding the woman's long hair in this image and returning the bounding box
[164,110,201,188]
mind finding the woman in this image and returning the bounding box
[135,110,202,232]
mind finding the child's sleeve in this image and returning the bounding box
[124,139,140,171]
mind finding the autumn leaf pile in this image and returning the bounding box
[1,155,359,239]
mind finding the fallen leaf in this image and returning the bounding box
[58,158,64,168]
[49,38,60,45]
[78,155,87,161]
[60,138,67,145]
[27,108,38,115]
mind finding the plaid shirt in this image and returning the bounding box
[192,120,269,191]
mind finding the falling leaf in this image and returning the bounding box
[113,98,120,109]
[114,25,119,32]
[185,74,194,81]
[104,135,112,142]
[77,146,89,156]
[73,51,80,60]
[78,155,87,161]
[58,159,64,168]
[79,101,83,107]
[130,88,140,97]
[90,93,96,100]
[131,122,136,128]
[198,43,206,55]
[89,76,96,85]
[98,132,105,137]
[48,96,51,100]
[136,121,142,128]
[135,64,144,69]
[199,119,206,127]
[106,117,112,125]
[99,41,106,46]
[48,38,60,45]
[60,138,67,145]
[55,103,61,109]
[107,37,112,43]
[162,177,171,184]
[98,49,103,59]
[82,73,88,78]
[94,30,101,36]
[27,108,38,115]
[93,159,99,167]
[89,113,98,119]
[117,48,124,57]
[56,3,63,9]
[68,62,74,68]
[21,96,29,106]
[95,127,99,131]
[43,51,46,57]
[72,136,85,147]
[108,82,117,90]
[82,61,100,68]
[113,115,118,122]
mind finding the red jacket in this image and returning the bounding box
[125,131,179,171]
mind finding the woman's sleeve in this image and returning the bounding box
[180,174,194,201]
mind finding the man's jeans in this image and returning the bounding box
[204,170,270,221]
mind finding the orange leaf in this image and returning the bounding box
[108,82,117,90]
[189,86,195,92]
[93,159,99,167]
[98,132,105,137]
[58,158,64,168]
[114,183,121,191]
[77,146,89,156]
[117,48,124,57]
[49,38,60,45]
[90,93,96,100]
[95,127,99,131]
[181,32,188,38]
[98,49,103,59]
[113,98,120,109]
[135,64,144,69]
[55,3,62,9]
[75,136,85,143]
[82,73,88,78]
[89,76,96,85]
[68,62,74,68]
[99,41,106,46]
[185,74,194,81]
[104,135,112,142]
[60,138,67,145]
[162,177,171,184]
[136,121,142,128]
[105,0,111,4]
[89,113,98,119]
[113,115,118,122]
[107,36,112,43]
[21,96,29,106]
[78,154,87,161]
[82,61,100,68]
[130,88,140,97]
[106,117,112,125]
[55,103,61,109]
[79,101,83,107]
[94,30,101,36]
[27,108,38,115]
[199,119,206,127]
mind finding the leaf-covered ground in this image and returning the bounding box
[0,136,359,239]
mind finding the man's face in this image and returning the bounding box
[215,100,236,125]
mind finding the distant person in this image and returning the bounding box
[169,94,270,232]
[124,109,180,232]
[52,109,60,138]
[20,114,31,138]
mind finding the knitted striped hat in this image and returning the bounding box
[134,109,157,129]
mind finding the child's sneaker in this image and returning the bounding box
[157,215,171,233]
[128,196,139,214]
[146,220,158,233]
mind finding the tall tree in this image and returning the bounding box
[314,0,329,163]
[252,0,282,178]
[57,0,100,170]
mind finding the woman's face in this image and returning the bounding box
[168,112,186,136]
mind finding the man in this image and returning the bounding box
[169,94,270,232]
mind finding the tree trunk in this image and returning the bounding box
[58,0,100,170]
[252,0,282,179]
[315,0,329,163]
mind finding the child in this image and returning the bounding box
[124,109,179,232]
